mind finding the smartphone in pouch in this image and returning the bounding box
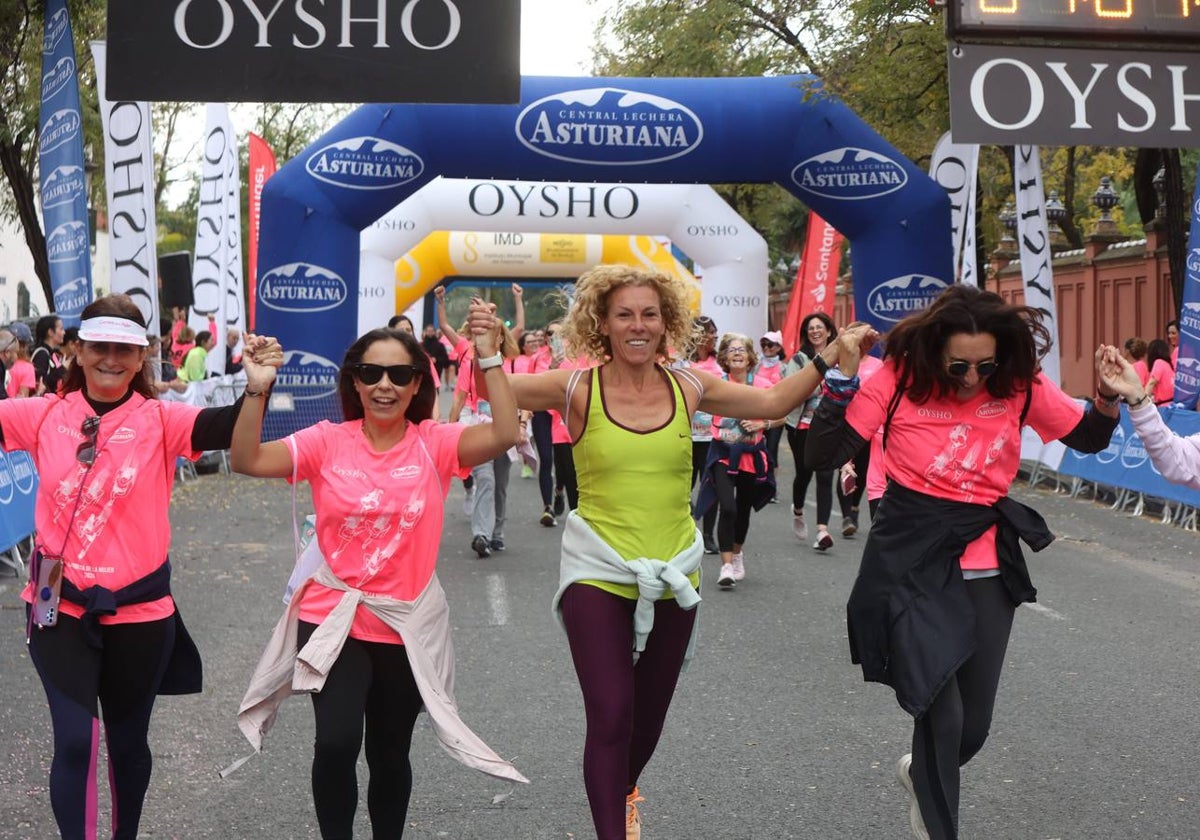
[840,471,857,497]
[32,554,64,627]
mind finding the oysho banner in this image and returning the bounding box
[38,0,92,326]
[1173,171,1200,410]
[1013,145,1061,388]
[928,133,979,286]
[91,41,159,334]
[191,105,245,375]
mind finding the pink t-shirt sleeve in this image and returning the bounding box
[160,401,205,461]
[1022,373,1084,444]
[844,362,896,443]
[0,396,56,449]
[7,360,36,397]
[415,418,465,493]
[288,420,335,483]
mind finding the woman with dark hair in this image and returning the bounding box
[230,299,526,839]
[1166,318,1180,367]
[1145,337,1175,405]
[10,293,266,839]
[782,311,839,550]
[806,284,1120,840]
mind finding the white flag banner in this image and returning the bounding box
[929,132,979,285]
[91,41,160,331]
[960,179,979,288]
[191,103,244,376]
[1013,144,1061,389]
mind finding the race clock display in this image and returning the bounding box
[949,0,1200,40]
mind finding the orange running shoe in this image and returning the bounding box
[625,786,645,839]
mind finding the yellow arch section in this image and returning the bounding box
[394,231,701,313]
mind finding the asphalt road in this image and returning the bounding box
[0,455,1198,840]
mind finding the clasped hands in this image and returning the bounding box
[467,297,502,357]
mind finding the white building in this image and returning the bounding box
[0,215,110,324]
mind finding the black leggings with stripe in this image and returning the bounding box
[27,611,175,840]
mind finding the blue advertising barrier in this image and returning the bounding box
[256,75,952,439]
[1056,406,1200,510]
[0,450,39,555]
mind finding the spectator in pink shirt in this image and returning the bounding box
[231,299,524,838]
[1145,338,1175,405]
[806,284,1120,840]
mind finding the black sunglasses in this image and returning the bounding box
[946,359,998,378]
[76,415,100,466]
[351,363,422,386]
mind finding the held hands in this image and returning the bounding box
[1096,344,1145,401]
[467,297,501,357]
[241,332,283,390]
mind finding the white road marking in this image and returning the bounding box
[486,574,509,626]
[1025,602,1067,621]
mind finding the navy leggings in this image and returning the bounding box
[910,576,1016,840]
[297,620,424,840]
[531,411,555,507]
[28,611,175,840]
[560,583,697,840]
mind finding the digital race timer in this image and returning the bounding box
[948,0,1200,41]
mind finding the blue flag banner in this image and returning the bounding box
[1056,406,1200,509]
[1174,169,1200,410]
[0,451,39,554]
[38,0,92,326]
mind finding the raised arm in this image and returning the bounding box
[510,283,525,340]
[434,285,463,347]
[456,299,523,468]
[229,334,292,478]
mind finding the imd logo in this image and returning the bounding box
[258,264,348,313]
[38,109,81,156]
[866,275,947,323]
[277,350,340,400]
[41,165,85,210]
[791,147,908,201]
[306,137,424,191]
[516,87,703,166]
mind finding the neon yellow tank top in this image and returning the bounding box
[573,365,699,600]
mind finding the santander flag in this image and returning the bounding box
[247,133,277,330]
[781,213,844,358]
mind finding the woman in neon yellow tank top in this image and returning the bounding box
[497,265,857,840]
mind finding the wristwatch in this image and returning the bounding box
[812,354,830,376]
[477,353,504,370]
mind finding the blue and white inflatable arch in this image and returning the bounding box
[257,75,952,437]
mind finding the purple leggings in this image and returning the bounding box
[560,583,697,840]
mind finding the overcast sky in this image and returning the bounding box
[520,0,607,76]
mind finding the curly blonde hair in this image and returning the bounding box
[561,265,696,362]
[716,332,759,373]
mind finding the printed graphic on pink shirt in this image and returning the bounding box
[290,418,463,643]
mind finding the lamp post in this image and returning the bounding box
[995,200,1018,255]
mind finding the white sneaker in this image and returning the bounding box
[814,531,833,551]
[792,511,807,542]
[717,563,736,589]
[895,753,930,840]
[731,552,746,581]
[462,486,475,517]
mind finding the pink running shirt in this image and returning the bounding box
[847,364,1082,569]
[4,392,203,624]
[289,418,464,643]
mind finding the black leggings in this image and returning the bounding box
[712,468,756,551]
[553,442,578,509]
[28,611,175,840]
[560,583,696,840]
[910,576,1016,840]
[297,621,425,840]
[531,411,555,506]
[787,425,833,524]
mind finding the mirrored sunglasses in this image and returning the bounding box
[76,415,100,466]
[946,359,998,378]
[352,363,422,386]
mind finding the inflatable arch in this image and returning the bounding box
[359,178,767,338]
[257,75,951,436]
[386,231,702,332]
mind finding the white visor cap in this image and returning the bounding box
[78,316,149,346]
